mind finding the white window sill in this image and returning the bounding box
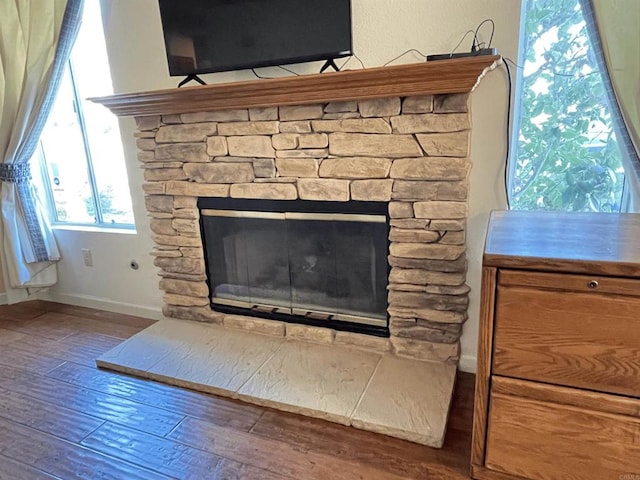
[51,224,137,235]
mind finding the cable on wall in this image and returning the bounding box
[503,59,513,209]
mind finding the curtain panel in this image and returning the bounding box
[0,0,83,292]
[582,0,640,211]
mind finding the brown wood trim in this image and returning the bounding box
[491,376,640,418]
[498,269,640,296]
[483,255,640,278]
[471,266,497,469]
[91,56,501,117]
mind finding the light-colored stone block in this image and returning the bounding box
[165,181,229,197]
[402,96,433,114]
[323,112,361,120]
[389,243,465,260]
[136,138,155,151]
[275,149,328,159]
[388,202,414,219]
[389,268,465,286]
[249,107,278,121]
[390,337,460,363]
[138,151,155,162]
[144,168,186,182]
[324,101,358,113]
[171,218,199,237]
[252,158,276,178]
[298,179,350,201]
[428,219,466,231]
[179,247,203,258]
[142,183,166,194]
[173,196,196,209]
[386,306,467,324]
[155,143,209,162]
[351,355,456,447]
[416,132,469,157]
[276,158,318,177]
[390,113,470,134]
[272,133,299,150]
[350,179,393,201]
[329,133,422,158]
[154,256,205,275]
[135,116,160,131]
[359,98,401,117]
[159,278,209,297]
[434,93,469,113]
[390,158,471,181]
[156,123,218,143]
[184,162,254,184]
[162,114,182,124]
[224,315,286,337]
[389,228,440,243]
[227,136,275,158]
[164,293,209,307]
[230,183,298,200]
[319,157,391,179]
[413,201,468,219]
[162,305,223,324]
[181,110,248,123]
[279,104,324,121]
[392,180,468,201]
[333,332,391,352]
[390,218,430,229]
[280,121,312,133]
[298,133,328,148]
[388,291,468,312]
[286,324,335,344]
[440,231,466,245]
[145,195,173,213]
[311,118,392,134]
[206,137,228,156]
[149,218,176,236]
[218,121,279,136]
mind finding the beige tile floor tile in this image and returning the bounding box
[237,341,380,425]
[146,324,284,396]
[351,355,456,447]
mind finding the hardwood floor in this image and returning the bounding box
[0,300,474,479]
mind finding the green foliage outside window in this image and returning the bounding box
[510,0,624,212]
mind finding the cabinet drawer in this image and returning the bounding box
[485,377,640,480]
[493,273,640,397]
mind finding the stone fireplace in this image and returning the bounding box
[136,93,471,363]
[94,57,499,446]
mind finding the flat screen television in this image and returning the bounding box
[157,0,353,77]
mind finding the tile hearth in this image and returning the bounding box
[97,318,456,447]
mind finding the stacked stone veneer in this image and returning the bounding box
[137,94,471,364]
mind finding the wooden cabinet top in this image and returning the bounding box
[484,210,640,277]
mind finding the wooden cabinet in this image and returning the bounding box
[471,211,640,480]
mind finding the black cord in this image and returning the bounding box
[278,65,299,76]
[382,48,428,67]
[473,18,495,50]
[504,60,512,209]
[451,30,476,55]
[251,68,269,79]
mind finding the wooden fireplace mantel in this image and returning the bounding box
[92,56,501,117]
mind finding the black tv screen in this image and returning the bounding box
[158,0,353,76]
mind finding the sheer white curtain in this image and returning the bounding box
[0,0,83,300]
[584,0,640,211]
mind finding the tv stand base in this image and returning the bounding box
[320,58,340,73]
[178,74,207,88]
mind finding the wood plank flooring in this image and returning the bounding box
[0,300,474,479]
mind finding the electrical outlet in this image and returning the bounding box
[81,248,93,267]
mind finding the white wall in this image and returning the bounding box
[47,0,520,371]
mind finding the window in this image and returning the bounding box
[34,1,135,227]
[509,0,625,212]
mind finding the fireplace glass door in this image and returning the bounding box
[201,207,388,330]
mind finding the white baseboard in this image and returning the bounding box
[0,293,7,306]
[41,292,163,321]
[458,354,477,374]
